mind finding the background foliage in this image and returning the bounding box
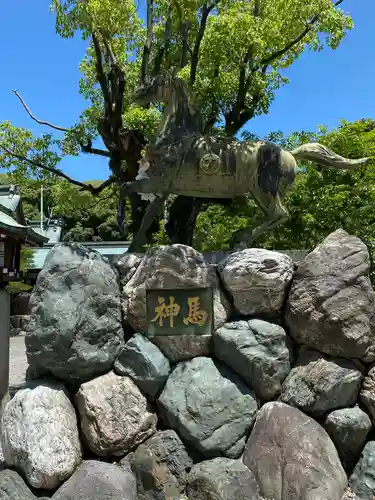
[2,119,374,253]
[194,119,375,252]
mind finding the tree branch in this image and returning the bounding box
[171,0,190,71]
[112,66,125,134]
[172,0,183,25]
[228,107,256,135]
[243,63,268,98]
[228,2,261,127]
[226,0,345,135]
[152,10,172,76]
[190,0,220,85]
[225,76,266,136]
[80,140,111,157]
[13,88,112,159]
[0,145,115,195]
[180,21,191,69]
[204,111,219,134]
[91,176,117,193]
[258,0,345,68]
[204,65,220,133]
[92,32,113,121]
[235,47,253,115]
[103,37,117,67]
[12,90,70,132]
[253,0,260,16]
[104,41,125,134]
[140,0,154,84]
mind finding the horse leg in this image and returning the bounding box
[120,178,160,195]
[117,178,165,241]
[230,193,289,250]
[117,193,126,236]
[127,196,166,253]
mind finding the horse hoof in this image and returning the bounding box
[233,243,248,251]
[117,223,129,238]
[229,235,248,251]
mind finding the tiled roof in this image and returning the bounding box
[0,185,48,246]
[0,211,48,245]
[0,185,21,213]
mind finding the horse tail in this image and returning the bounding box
[290,143,370,170]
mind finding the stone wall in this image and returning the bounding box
[0,230,374,499]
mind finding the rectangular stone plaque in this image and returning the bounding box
[146,287,213,337]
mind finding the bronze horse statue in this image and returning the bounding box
[124,75,370,251]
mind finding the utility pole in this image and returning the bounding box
[40,185,44,231]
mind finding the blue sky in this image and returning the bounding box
[0,0,373,181]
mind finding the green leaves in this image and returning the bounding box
[123,105,161,139]
[0,122,62,182]
[52,0,354,142]
[52,0,141,40]
[264,120,375,252]
[190,0,353,127]
[192,120,375,254]
[48,180,122,241]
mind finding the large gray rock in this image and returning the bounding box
[286,229,375,362]
[75,371,157,456]
[125,430,193,499]
[0,469,37,500]
[324,406,371,470]
[122,245,230,361]
[114,333,171,401]
[115,253,142,285]
[1,383,82,490]
[153,335,212,363]
[243,402,347,500]
[279,348,363,417]
[187,457,260,500]
[25,244,124,383]
[359,365,375,420]
[218,248,293,316]
[158,357,258,458]
[214,319,292,401]
[349,441,375,499]
[51,460,137,500]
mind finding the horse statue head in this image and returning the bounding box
[133,74,188,105]
[133,74,203,135]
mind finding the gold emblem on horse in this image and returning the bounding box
[199,152,221,175]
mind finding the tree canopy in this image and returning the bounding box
[0,0,355,248]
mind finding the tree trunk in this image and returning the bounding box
[129,192,160,244]
[111,133,160,247]
[165,196,202,246]
[165,196,237,247]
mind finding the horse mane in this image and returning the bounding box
[160,74,191,101]
[161,75,204,132]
